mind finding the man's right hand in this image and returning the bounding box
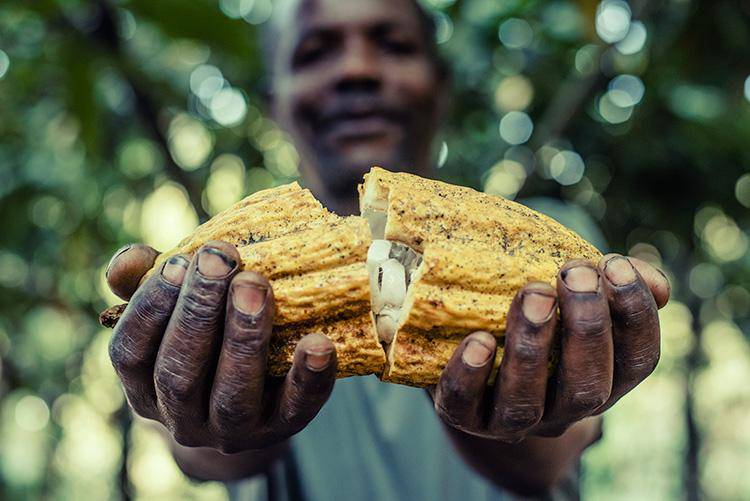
[105,241,337,454]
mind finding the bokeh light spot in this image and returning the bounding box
[668,84,726,121]
[15,395,50,432]
[608,74,645,107]
[140,182,199,250]
[616,20,647,55]
[247,167,275,194]
[494,75,534,112]
[189,64,225,101]
[550,150,585,185]
[437,141,448,168]
[434,12,454,44]
[243,0,273,24]
[0,49,9,79]
[735,174,750,208]
[575,44,600,75]
[117,138,161,179]
[598,92,634,124]
[595,0,632,44]
[689,263,724,299]
[210,87,247,127]
[499,111,533,145]
[30,196,65,230]
[541,2,584,40]
[219,0,254,18]
[167,114,214,170]
[498,18,534,49]
[484,159,527,199]
[205,154,246,215]
[701,213,748,262]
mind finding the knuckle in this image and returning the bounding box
[108,339,146,375]
[570,313,611,339]
[434,402,465,430]
[279,401,309,430]
[439,376,463,398]
[154,366,196,403]
[498,406,542,431]
[506,340,547,367]
[212,396,252,429]
[177,292,223,331]
[212,398,236,424]
[214,435,247,455]
[568,389,610,416]
[615,295,656,325]
[130,291,174,326]
[172,429,203,449]
[630,350,660,381]
[223,331,267,358]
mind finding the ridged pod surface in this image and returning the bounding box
[104,182,385,378]
[359,167,601,386]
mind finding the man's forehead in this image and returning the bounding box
[274,0,421,35]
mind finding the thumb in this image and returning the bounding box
[105,243,161,300]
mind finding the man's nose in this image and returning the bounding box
[334,36,382,93]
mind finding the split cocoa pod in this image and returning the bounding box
[100,167,601,387]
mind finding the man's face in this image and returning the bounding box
[271,0,445,197]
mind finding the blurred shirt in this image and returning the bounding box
[227,375,580,501]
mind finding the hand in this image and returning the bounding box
[105,241,337,453]
[433,254,670,442]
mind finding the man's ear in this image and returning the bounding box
[257,76,276,118]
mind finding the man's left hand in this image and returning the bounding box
[432,254,670,441]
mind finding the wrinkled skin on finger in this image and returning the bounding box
[433,254,669,442]
[106,241,338,453]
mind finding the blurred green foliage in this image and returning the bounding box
[1,0,749,499]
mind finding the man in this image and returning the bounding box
[105,0,670,499]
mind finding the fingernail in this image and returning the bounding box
[604,256,637,286]
[162,255,189,286]
[657,268,671,291]
[197,247,236,278]
[106,244,132,277]
[233,283,267,316]
[305,347,333,371]
[522,292,556,323]
[562,266,599,292]
[462,336,494,368]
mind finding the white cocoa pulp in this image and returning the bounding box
[367,239,423,344]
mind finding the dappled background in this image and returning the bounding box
[1,0,749,499]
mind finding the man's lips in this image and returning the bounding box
[324,113,396,141]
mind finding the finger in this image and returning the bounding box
[490,283,557,440]
[210,272,275,437]
[539,261,613,434]
[273,333,337,436]
[433,332,497,435]
[109,254,189,419]
[598,254,660,411]
[627,257,670,309]
[154,242,241,441]
[106,243,160,301]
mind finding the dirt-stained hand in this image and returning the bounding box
[105,242,337,452]
[433,254,669,441]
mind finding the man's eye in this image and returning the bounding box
[296,47,324,66]
[293,40,329,67]
[382,39,416,55]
